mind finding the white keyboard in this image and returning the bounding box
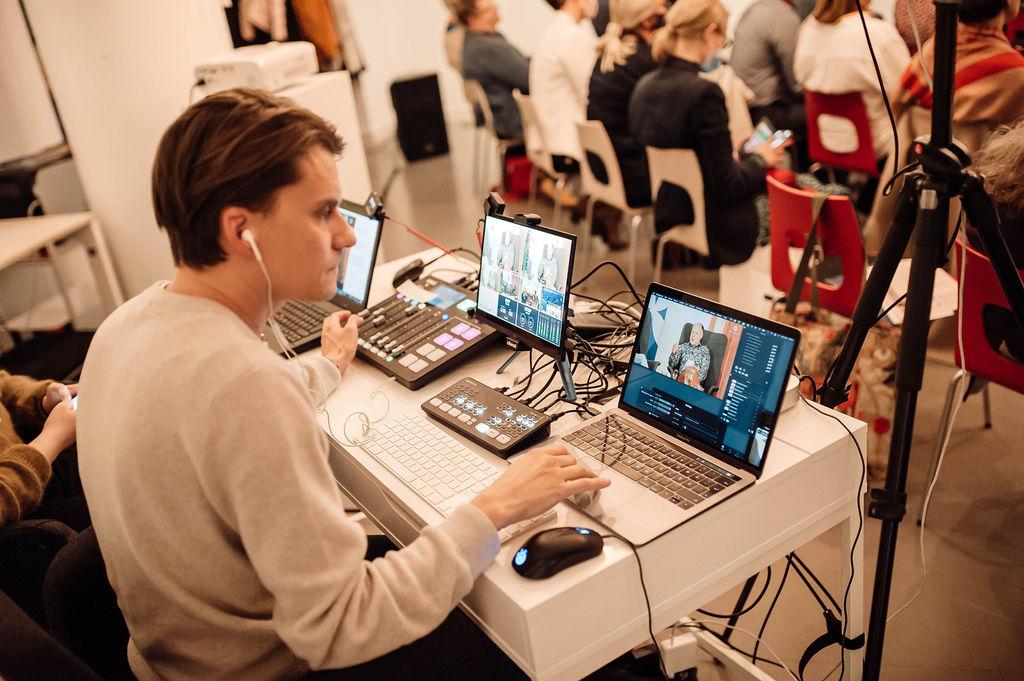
[359,414,556,544]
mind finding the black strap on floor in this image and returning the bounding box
[798,609,865,680]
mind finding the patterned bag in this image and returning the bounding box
[768,193,897,480]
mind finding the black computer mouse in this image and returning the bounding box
[511,527,604,579]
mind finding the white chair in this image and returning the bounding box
[575,120,650,281]
[463,79,520,197]
[646,147,708,283]
[512,89,567,229]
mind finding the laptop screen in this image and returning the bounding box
[620,285,799,474]
[336,203,383,309]
[476,213,575,354]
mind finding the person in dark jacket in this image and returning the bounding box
[455,0,531,139]
[629,0,788,265]
[587,0,667,209]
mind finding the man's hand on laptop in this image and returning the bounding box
[471,444,610,531]
[321,310,364,375]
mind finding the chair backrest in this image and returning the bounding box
[954,240,1024,393]
[512,89,557,176]
[767,175,865,318]
[45,526,134,681]
[646,146,709,256]
[0,518,76,630]
[0,590,104,681]
[463,79,497,137]
[576,120,634,211]
[804,90,879,176]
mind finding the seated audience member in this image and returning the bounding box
[587,0,668,209]
[894,0,1024,129]
[530,0,600,174]
[630,0,789,266]
[730,0,807,163]
[443,1,465,74]
[76,89,606,681]
[794,0,910,160]
[968,119,1024,363]
[0,372,79,529]
[456,0,531,140]
[893,0,935,54]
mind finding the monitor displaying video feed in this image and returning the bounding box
[476,213,576,355]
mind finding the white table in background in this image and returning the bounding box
[321,249,866,681]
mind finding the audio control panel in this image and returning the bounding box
[422,377,552,457]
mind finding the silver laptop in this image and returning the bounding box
[561,283,800,545]
[267,196,384,355]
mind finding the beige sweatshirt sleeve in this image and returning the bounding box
[293,354,343,407]
[192,362,500,670]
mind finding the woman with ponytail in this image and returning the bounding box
[586,0,667,208]
[629,0,789,267]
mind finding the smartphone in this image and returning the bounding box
[742,118,776,154]
[768,129,794,149]
[71,395,79,411]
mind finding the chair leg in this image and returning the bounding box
[654,235,667,284]
[580,196,595,264]
[982,383,992,429]
[553,176,567,230]
[628,213,642,283]
[918,369,967,524]
[528,165,538,211]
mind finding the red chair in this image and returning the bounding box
[1006,11,1024,48]
[804,90,880,178]
[767,175,865,318]
[918,240,1024,519]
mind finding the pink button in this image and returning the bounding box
[444,338,465,351]
[451,323,470,335]
[461,327,481,340]
[434,333,454,345]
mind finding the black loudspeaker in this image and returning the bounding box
[390,74,449,161]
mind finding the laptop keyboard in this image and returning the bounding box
[358,415,556,544]
[563,414,739,511]
[275,301,329,343]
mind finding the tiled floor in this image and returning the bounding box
[364,122,1024,681]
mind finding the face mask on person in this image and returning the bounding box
[700,50,724,72]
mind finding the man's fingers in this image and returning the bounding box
[560,464,599,481]
[563,476,611,495]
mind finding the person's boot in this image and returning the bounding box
[593,203,628,250]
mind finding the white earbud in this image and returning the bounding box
[241,229,264,263]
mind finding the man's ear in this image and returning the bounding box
[221,206,253,257]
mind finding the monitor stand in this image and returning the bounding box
[496,340,577,402]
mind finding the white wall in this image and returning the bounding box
[345,0,553,144]
[23,0,233,297]
[0,0,63,161]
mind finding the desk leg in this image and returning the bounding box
[84,218,125,311]
[840,505,865,681]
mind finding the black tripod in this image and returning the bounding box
[815,1,1024,679]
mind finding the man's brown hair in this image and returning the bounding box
[152,88,344,269]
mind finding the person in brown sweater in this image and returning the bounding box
[0,371,78,528]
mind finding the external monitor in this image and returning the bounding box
[333,198,384,311]
[475,211,576,357]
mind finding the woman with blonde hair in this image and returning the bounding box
[587,0,667,208]
[629,0,788,266]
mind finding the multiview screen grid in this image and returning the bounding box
[477,215,572,347]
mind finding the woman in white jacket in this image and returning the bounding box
[529,0,600,172]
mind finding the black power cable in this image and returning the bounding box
[697,567,773,620]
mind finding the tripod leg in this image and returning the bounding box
[721,574,759,644]
[821,179,920,407]
[863,183,950,681]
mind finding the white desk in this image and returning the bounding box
[321,250,866,681]
[0,212,124,330]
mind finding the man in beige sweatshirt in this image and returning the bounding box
[77,88,607,681]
